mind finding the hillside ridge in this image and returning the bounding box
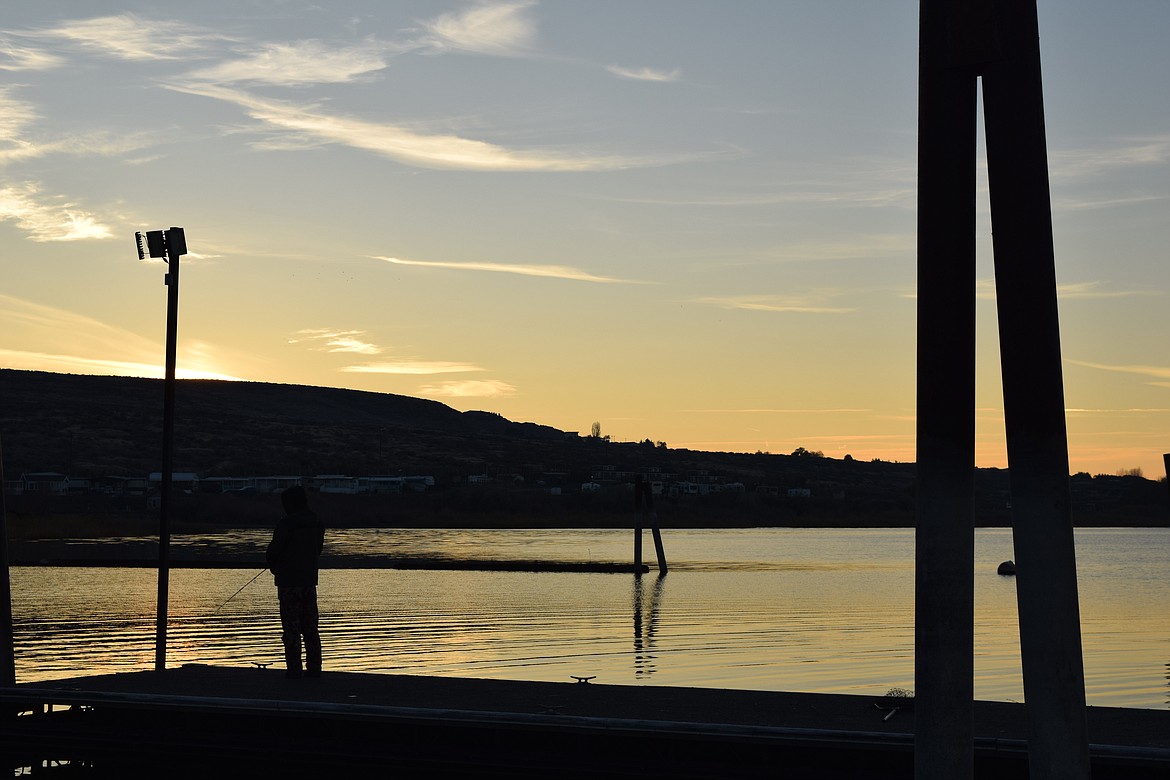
[2,369,1166,527]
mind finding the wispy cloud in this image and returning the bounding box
[19,14,227,62]
[376,255,644,283]
[0,349,240,380]
[1066,359,1170,382]
[1,131,159,167]
[0,38,64,70]
[419,1,538,57]
[973,279,1160,301]
[417,379,517,398]
[3,129,159,166]
[289,328,384,355]
[1051,135,1170,179]
[0,85,160,166]
[606,65,680,82]
[0,183,112,241]
[606,187,913,208]
[288,327,487,375]
[695,291,855,314]
[0,294,240,380]
[341,360,485,375]
[1057,281,1161,299]
[1052,194,1166,212]
[713,234,913,267]
[0,86,38,149]
[1065,407,1170,414]
[187,39,393,86]
[683,408,871,414]
[812,234,914,262]
[168,82,665,171]
[1,294,153,351]
[597,156,918,210]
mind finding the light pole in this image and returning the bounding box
[136,227,187,672]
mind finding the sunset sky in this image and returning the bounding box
[2,1,1168,478]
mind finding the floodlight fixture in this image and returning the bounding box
[134,227,187,261]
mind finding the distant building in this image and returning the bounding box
[102,475,149,496]
[148,472,199,493]
[403,475,435,492]
[310,475,358,494]
[254,476,304,494]
[199,477,252,494]
[21,472,69,495]
[357,476,404,495]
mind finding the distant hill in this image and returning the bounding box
[1,369,1166,527]
[0,369,569,478]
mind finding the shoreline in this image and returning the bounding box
[8,556,652,573]
[6,515,1168,544]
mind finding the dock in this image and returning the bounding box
[4,665,1169,777]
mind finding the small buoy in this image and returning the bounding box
[997,560,1017,576]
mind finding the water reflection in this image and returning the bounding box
[633,574,666,678]
[9,529,1170,709]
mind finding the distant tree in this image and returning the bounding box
[656,441,667,449]
[791,446,824,458]
[590,421,602,439]
[1116,467,1144,478]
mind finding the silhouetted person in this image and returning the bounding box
[266,485,324,678]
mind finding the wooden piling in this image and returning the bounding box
[634,475,667,575]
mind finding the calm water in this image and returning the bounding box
[9,528,1169,709]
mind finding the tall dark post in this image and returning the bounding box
[982,6,1090,778]
[916,2,1089,778]
[915,2,978,776]
[1163,454,1170,509]
[137,227,187,673]
[0,434,15,686]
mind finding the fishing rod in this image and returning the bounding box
[215,568,268,613]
